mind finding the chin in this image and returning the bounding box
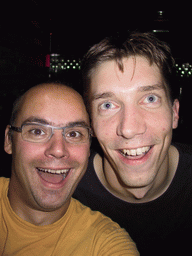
[119,169,157,189]
[38,199,67,211]
[34,190,70,211]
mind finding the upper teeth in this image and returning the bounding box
[37,168,70,174]
[122,146,150,156]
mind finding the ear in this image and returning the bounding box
[172,99,180,129]
[4,125,13,155]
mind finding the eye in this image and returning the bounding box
[99,102,116,110]
[65,127,88,142]
[24,124,48,138]
[142,94,161,106]
[67,131,81,138]
[144,95,158,103]
[29,128,46,136]
[96,100,120,116]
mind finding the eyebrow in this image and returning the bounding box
[22,117,89,128]
[137,83,165,92]
[91,83,165,101]
[91,92,114,101]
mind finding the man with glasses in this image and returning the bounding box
[0,83,138,255]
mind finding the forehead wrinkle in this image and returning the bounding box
[22,116,90,128]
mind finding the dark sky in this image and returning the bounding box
[49,10,192,60]
[1,4,192,61]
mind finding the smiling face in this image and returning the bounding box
[90,57,179,193]
[5,84,90,216]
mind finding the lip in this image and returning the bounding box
[118,145,154,166]
[36,167,72,189]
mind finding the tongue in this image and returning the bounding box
[38,171,64,184]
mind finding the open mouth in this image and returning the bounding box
[36,167,70,184]
[120,146,152,158]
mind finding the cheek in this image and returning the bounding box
[93,121,111,141]
[147,110,173,138]
[12,140,45,165]
[70,145,90,164]
[93,116,117,138]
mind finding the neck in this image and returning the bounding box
[94,145,179,203]
[8,179,70,226]
[102,162,168,203]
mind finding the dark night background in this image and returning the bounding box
[0,5,192,176]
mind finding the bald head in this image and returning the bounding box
[10,83,89,127]
[5,83,91,218]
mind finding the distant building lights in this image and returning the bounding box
[49,55,192,78]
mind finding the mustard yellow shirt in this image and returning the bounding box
[0,178,139,255]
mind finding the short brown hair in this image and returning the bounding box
[82,31,178,109]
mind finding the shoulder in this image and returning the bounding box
[71,198,128,236]
[71,198,110,222]
[71,199,139,255]
[0,177,9,199]
[71,198,127,235]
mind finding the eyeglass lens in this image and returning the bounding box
[21,124,90,143]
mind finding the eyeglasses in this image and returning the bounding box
[9,123,92,144]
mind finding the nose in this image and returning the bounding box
[117,106,147,139]
[44,131,69,159]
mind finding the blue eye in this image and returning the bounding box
[144,95,158,103]
[100,102,115,110]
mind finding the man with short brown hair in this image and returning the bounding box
[74,32,192,255]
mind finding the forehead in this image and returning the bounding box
[17,86,89,126]
[90,57,163,97]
